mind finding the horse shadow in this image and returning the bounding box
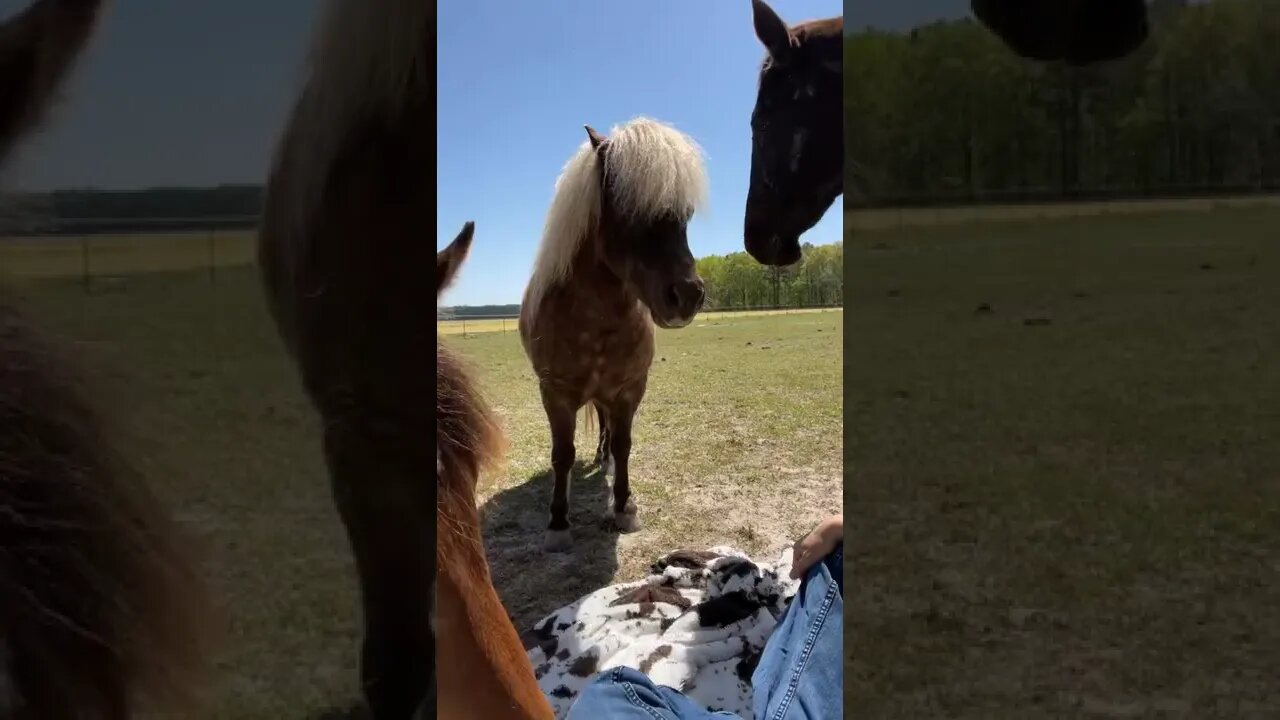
[480,459,621,633]
[305,463,616,720]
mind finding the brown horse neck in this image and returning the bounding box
[435,488,553,720]
[435,343,547,718]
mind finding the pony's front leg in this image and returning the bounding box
[542,394,577,552]
[607,405,640,533]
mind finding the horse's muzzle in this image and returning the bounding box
[745,226,803,267]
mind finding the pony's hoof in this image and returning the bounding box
[614,510,641,533]
[544,529,573,552]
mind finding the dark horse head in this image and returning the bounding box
[971,0,1148,65]
[586,122,706,328]
[744,0,843,267]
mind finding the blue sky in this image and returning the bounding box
[438,0,842,306]
[0,0,849,308]
[0,0,317,190]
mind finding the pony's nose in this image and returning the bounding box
[667,278,705,317]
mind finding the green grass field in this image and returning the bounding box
[8,200,1278,717]
[845,204,1280,717]
[2,259,842,719]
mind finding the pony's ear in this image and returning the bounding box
[0,0,104,166]
[752,0,795,63]
[437,221,474,298]
[584,125,606,151]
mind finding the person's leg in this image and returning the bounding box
[752,542,844,720]
[566,666,739,720]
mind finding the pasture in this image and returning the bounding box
[1,248,842,719]
[845,202,1280,717]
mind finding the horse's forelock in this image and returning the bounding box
[600,117,708,223]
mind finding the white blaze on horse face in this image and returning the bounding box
[792,84,817,100]
[789,128,809,173]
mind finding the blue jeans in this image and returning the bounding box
[566,544,844,719]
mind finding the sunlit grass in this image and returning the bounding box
[845,205,1280,717]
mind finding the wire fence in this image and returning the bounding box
[845,190,1280,232]
[0,225,256,293]
[438,304,843,337]
[0,225,848,319]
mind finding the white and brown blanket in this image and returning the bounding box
[523,546,799,719]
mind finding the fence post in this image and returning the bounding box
[462,318,467,337]
[80,236,90,293]
[207,229,217,285]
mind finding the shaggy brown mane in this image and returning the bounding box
[0,291,212,719]
[433,224,551,720]
[436,342,504,489]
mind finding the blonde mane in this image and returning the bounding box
[524,117,708,313]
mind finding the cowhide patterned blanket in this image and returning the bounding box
[523,545,799,719]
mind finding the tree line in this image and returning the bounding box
[695,241,843,310]
[0,185,261,233]
[845,0,1280,207]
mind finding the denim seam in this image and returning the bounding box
[768,576,839,720]
[617,671,670,720]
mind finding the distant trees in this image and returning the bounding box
[2,185,261,234]
[696,241,843,310]
[846,0,1280,205]
[447,304,520,317]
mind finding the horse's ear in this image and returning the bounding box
[437,221,474,298]
[0,0,104,166]
[584,125,606,151]
[751,0,795,62]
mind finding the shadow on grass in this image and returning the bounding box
[305,700,368,720]
[480,459,621,632]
